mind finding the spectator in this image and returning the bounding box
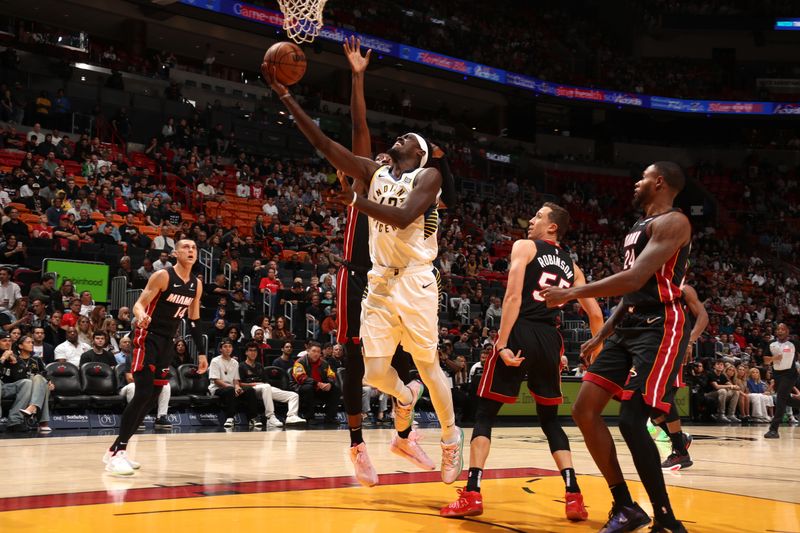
[3,207,30,242]
[114,335,132,366]
[61,298,82,328]
[76,315,94,346]
[31,326,55,365]
[746,367,773,422]
[137,257,156,281]
[272,315,293,341]
[28,274,56,307]
[44,310,66,347]
[0,331,33,432]
[0,267,22,312]
[0,234,27,264]
[11,334,52,432]
[705,360,740,423]
[208,339,260,428]
[53,326,90,366]
[0,296,30,332]
[273,341,295,372]
[151,226,175,252]
[29,298,49,329]
[152,251,172,271]
[171,338,192,368]
[79,291,95,317]
[290,341,340,424]
[239,342,305,427]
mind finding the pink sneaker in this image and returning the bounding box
[349,442,378,487]
[393,380,424,432]
[390,429,435,470]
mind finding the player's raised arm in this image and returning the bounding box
[345,36,372,159]
[542,211,690,306]
[266,68,378,183]
[132,270,169,330]
[494,239,536,366]
[329,167,442,230]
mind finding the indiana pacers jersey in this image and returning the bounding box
[367,165,440,269]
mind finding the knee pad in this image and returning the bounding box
[472,398,502,441]
[538,404,570,454]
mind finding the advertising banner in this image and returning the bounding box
[44,259,109,302]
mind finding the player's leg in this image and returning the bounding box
[619,393,681,530]
[105,366,155,475]
[342,339,367,444]
[573,339,636,517]
[440,397,502,517]
[655,400,693,470]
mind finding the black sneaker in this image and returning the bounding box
[599,502,651,533]
[154,416,172,429]
[661,452,693,471]
[764,430,780,439]
[650,520,687,532]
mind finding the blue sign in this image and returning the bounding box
[179,0,800,116]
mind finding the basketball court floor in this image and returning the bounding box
[0,424,797,532]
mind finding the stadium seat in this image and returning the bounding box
[177,364,219,407]
[46,362,91,409]
[167,366,191,408]
[263,366,290,390]
[82,362,125,408]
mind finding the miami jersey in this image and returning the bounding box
[367,165,440,268]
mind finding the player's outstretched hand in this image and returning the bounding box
[343,36,371,74]
[540,286,570,308]
[197,354,208,374]
[580,336,603,365]
[266,66,289,99]
[135,314,151,330]
[430,142,445,159]
[325,170,357,207]
[498,348,525,367]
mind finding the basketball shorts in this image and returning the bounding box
[478,319,564,405]
[132,328,174,386]
[584,301,690,413]
[336,265,369,344]
[360,264,441,364]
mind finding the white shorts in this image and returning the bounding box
[360,264,439,364]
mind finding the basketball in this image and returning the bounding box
[261,41,307,86]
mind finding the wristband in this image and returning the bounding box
[279,93,291,100]
[347,191,357,206]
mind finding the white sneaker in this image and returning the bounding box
[250,418,264,429]
[285,415,307,425]
[104,451,135,476]
[223,417,235,428]
[103,450,141,470]
[267,415,283,427]
[440,427,464,484]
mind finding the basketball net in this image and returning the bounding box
[277,0,327,44]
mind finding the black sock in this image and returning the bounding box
[654,501,679,527]
[669,431,687,456]
[397,426,412,439]
[350,425,363,446]
[561,467,580,493]
[109,440,127,453]
[657,420,669,435]
[466,467,482,492]
[610,482,633,507]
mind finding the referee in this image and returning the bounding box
[765,323,799,439]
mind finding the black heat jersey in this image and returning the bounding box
[621,209,690,307]
[146,267,198,338]
[520,240,576,324]
[342,205,371,270]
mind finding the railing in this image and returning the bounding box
[284,301,295,336]
[439,292,448,314]
[125,289,142,310]
[186,333,209,359]
[306,314,319,341]
[242,275,251,300]
[261,287,272,317]
[223,262,232,289]
[110,276,127,311]
[199,248,213,284]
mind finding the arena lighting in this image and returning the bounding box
[774,18,800,30]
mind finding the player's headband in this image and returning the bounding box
[409,133,429,169]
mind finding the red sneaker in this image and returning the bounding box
[440,488,483,518]
[565,491,588,521]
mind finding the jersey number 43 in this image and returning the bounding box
[532,273,572,307]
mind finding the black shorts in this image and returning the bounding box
[336,265,368,344]
[477,319,564,405]
[584,302,690,413]
[132,328,174,386]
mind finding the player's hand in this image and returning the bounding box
[683,344,693,365]
[325,171,357,207]
[430,143,445,159]
[343,36,371,74]
[580,336,603,365]
[540,286,571,308]
[196,354,208,374]
[266,66,289,99]
[498,348,525,367]
[135,314,151,330]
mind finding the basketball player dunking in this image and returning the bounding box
[339,37,432,486]
[441,203,603,521]
[543,162,691,533]
[104,239,207,475]
[652,283,707,471]
[268,66,464,484]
